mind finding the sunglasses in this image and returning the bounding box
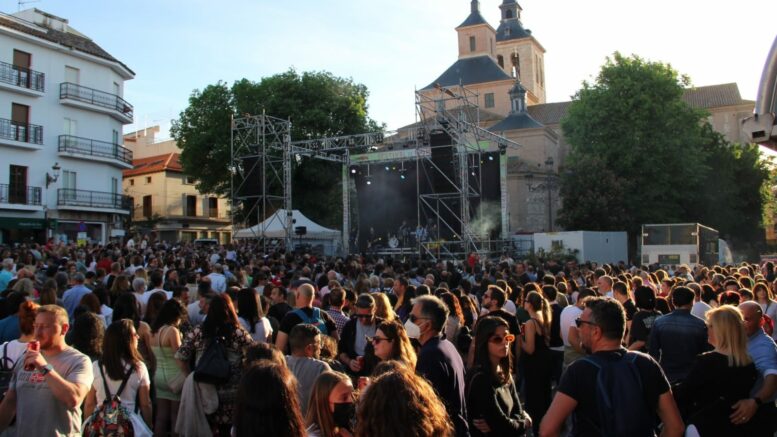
[367,335,391,344]
[409,314,430,324]
[489,334,515,344]
[575,318,596,328]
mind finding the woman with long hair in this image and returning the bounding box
[306,371,355,437]
[467,316,530,436]
[440,292,464,344]
[754,282,777,339]
[371,292,397,323]
[234,362,306,437]
[37,279,60,306]
[237,288,273,343]
[113,293,155,375]
[175,293,254,435]
[355,366,453,437]
[370,319,417,370]
[83,320,153,435]
[520,290,553,434]
[150,298,188,436]
[109,274,131,302]
[67,311,104,360]
[143,291,167,326]
[674,305,757,437]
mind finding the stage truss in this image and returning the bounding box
[230,85,522,260]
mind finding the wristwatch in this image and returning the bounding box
[39,364,54,376]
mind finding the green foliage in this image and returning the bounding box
[171,69,383,228]
[558,53,772,255]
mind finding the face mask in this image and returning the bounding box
[404,318,421,339]
[332,402,355,430]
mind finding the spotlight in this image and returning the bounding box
[488,155,494,161]
[400,174,406,180]
[366,179,372,185]
[385,166,390,171]
[471,171,476,177]
[350,167,357,174]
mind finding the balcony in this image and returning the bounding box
[57,189,131,213]
[0,118,43,150]
[59,82,133,124]
[0,184,43,211]
[0,61,45,97]
[58,135,133,169]
[135,205,230,222]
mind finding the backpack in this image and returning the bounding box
[193,336,231,385]
[0,343,15,401]
[578,351,656,437]
[292,308,329,336]
[83,363,135,437]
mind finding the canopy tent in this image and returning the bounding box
[233,209,341,255]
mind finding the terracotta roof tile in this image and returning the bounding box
[123,153,182,178]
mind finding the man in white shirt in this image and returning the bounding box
[596,275,613,298]
[206,264,227,293]
[139,271,171,317]
[560,288,596,368]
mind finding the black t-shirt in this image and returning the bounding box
[278,306,337,336]
[558,348,670,437]
[629,310,661,348]
[622,299,638,321]
[550,303,563,348]
[267,302,293,322]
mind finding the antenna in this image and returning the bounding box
[18,0,42,11]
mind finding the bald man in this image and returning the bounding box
[275,283,338,353]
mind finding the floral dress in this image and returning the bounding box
[175,325,254,426]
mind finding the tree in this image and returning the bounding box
[171,69,382,227]
[558,53,772,257]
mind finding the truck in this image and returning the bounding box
[640,223,730,267]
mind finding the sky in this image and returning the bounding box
[4,0,776,140]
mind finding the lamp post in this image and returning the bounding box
[45,162,61,188]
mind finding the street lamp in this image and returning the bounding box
[46,162,61,188]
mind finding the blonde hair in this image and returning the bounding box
[37,304,69,326]
[305,372,352,437]
[708,305,752,367]
[371,292,396,322]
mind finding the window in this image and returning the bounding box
[130,179,135,186]
[63,170,76,201]
[484,93,495,108]
[551,240,564,251]
[65,66,79,84]
[186,195,197,217]
[9,165,27,204]
[112,129,119,145]
[113,82,120,97]
[145,176,152,184]
[469,36,476,52]
[12,50,31,88]
[111,177,118,195]
[184,176,196,185]
[63,118,77,136]
[142,195,152,218]
[505,10,513,19]
[209,197,218,218]
[497,55,504,68]
[11,103,29,142]
[511,53,520,78]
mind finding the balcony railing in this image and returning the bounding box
[0,118,43,144]
[58,189,131,211]
[59,82,133,120]
[0,61,45,92]
[0,184,41,206]
[58,135,133,165]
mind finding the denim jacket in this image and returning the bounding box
[648,309,709,383]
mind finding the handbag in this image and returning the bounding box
[158,326,186,394]
[193,336,231,385]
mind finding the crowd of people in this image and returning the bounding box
[0,238,774,437]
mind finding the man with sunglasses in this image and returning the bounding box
[539,297,683,437]
[412,295,470,437]
[338,294,382,376]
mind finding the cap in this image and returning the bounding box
[355,294,375,309]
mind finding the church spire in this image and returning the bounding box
[509,79,528,114]
[457,0,489,28]
[500,0,523,23]
[496,0,531,41]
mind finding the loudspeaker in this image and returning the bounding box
[237,157,262,197]
[295,226,307,236]
[429,131,454,193]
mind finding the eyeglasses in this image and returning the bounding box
[489,334,515,344]
[368,336,391,344]
[409,314,430,324]
[575,318,596,328]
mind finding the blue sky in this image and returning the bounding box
[4,0,776,139]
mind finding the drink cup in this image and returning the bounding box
[24,341,40,371]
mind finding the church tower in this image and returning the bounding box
[494,0,546,104]
[456,0,497,60]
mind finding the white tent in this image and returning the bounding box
[233,209,341,254]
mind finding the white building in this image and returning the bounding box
[0,9,134,245]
